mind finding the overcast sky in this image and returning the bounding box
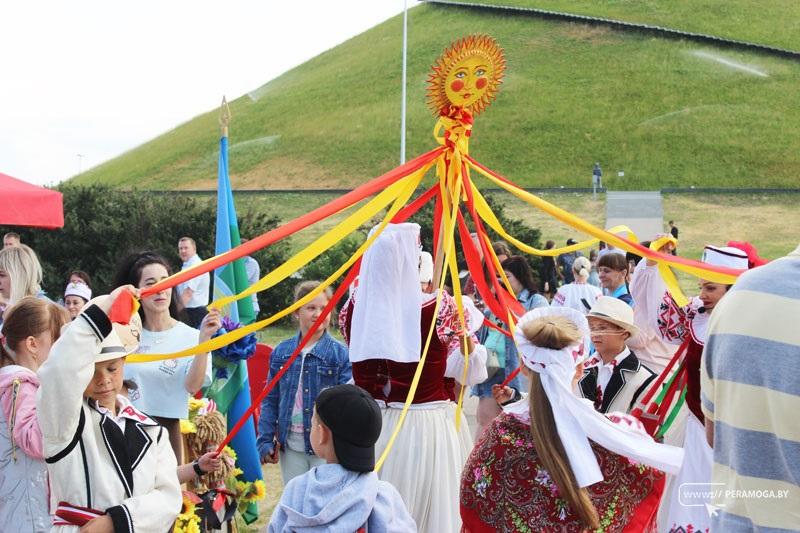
[1,1,420,185]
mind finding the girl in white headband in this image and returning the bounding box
[461,306,683,532]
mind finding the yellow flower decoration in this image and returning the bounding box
[179,419,196,434]
[252,479,266,501]
[188,397,206,413]
[231,467,243,478]
[175,520,200,533]
[236,479,267,504]
[174,492,201,532]
[223,446,237,462]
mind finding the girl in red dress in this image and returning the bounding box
[461,307,684,532]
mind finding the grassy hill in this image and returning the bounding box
[452,0,800,51]
[73,2,800,190]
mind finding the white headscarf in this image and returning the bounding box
[349,223,423,363]
[514,307,684,487]
[460,296,483,335]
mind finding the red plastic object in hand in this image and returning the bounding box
[108,290,136,324]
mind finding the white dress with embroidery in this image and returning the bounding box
[630,261,712,533]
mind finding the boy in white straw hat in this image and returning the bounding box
[37,286,181,531]
[577,296,657,414]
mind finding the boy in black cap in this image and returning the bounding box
[268,385,416,532]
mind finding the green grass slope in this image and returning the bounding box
[453,0,800,51]
[73,3,800,190]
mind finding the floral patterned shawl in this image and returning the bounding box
[460,413,665,533]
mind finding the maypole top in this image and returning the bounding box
[426,34,506,118]
[219,96,231,137]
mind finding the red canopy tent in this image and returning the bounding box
[0,172,64,229]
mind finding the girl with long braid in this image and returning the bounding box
[461,307,683,532]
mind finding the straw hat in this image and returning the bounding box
[96,316,141,363]
[81,295,142,363]
[586,296,639,336]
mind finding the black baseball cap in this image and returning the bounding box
[315,384,382,472]
[566,238,578,245]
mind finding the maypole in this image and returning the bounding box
[109,33,751,467]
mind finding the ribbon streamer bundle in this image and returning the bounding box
[112,34,745,467]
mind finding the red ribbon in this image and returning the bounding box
[459,168,527,389]
[482,318,511,338]
[460,168,524,317]
[108,289,136,325]
[501,367,521,388]
[630,338,690,419]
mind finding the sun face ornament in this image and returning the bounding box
[427,34,506,117]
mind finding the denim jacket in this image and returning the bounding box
[256,330,351,457]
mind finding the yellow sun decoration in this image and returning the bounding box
[427,34,506,116]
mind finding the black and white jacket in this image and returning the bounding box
[578,349,656,414]
[37,304,181,532]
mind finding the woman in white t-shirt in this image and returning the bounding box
[114,251,220,462]
[551,256,602,315]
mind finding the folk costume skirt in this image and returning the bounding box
[659,414,713,533]
[377,401,473,533]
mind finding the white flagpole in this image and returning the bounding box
[400,0,408,164]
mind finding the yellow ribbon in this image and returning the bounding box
[472,184,638,256]
[444,177,470,431]
[647,235,688,306]
[649,235,678,252]
[128,168,427,363]
[448,244,469,432]
[466,160,738,296]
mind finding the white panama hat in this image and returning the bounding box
[586,296,639,336]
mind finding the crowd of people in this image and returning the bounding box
[0,225,797,532]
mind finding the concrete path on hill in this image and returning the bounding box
[605,191,664,242]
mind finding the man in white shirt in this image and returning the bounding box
[176,236,210,328]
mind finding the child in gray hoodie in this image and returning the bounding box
[268,384,416,532]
